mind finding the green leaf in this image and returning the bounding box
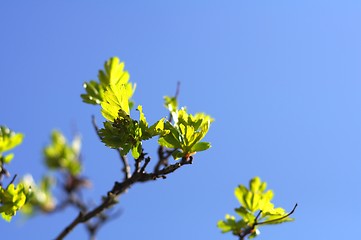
[190,142,211,153]
[101,83,131,121]
[131,142,142,159]
[250,177,261,193]
[3,153,14,164]
[235,206,255,223]
[217,214,236,233]
[164,96,178,113]
[219,177,296,238]
[217,214,248,235]
[137,105,147,127]
[171,150,185,160]
[81,57,136,111]
[158,108,213,159]
[235,185,248,207]
[0,183,28,222]
[81,80,104,104]
[0,126,24,154]
[148,118,169,137]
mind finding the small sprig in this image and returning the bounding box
[54,57,213,239]
[218,177,297,239]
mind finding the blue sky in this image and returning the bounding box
[1,1,361,239]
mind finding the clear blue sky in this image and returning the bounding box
[1,1,361,239]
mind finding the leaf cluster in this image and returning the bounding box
[0,183,29,221]
[0,126,29,222]
[43,130,82,176]
[218,177,294,239]
[82,57,213,161]
[158,107,213,159]
[81,57,135,110]
[0,126,23,167]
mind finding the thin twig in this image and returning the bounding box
[257,203,298,225]
[118,153,131,180]
[6,174,17,189]
[154,146,168,173]
[238,203,298,240]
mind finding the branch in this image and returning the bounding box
[142,156,192,181]
[56,212,84,240]
[120,155,131,179]
[0,165,10,185]
[54,156,193,239]
[56,107,193,239]
[154,146,170,173]
[6,174,17,189]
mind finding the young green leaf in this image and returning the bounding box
[99,106,168,159]
[164,96,178,113]
[0,126,24,165]
[218,177,296,239]
[158,108,213,159]
[81,57,136,109]
[101,83,131,121]
[0,126,24,153]
[0,183,29,222]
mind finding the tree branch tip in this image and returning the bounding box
[7,173,18,188]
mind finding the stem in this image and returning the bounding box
[257,203,298,225]
[56,212,84,240]
[6,174,17,189]
[54,157,193,239]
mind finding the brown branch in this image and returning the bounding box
[56,212,84,240]
[0,166,10,185]
[141,156,192,181]
[54,156,193,239]
[154,146,169,173]
[56,104,193,239]
[119,154,131,180]
[6,174,17,189]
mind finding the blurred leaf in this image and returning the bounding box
[217,214,248,235]
[20,175,56,215]
[81,80,104,105]
[219,177,296,239]
[0,183,29,222]
[164,96,178,113]
[190,142,211,152]
[43,131,82,176]
[0,126,24,165]
[3,153,14,164]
